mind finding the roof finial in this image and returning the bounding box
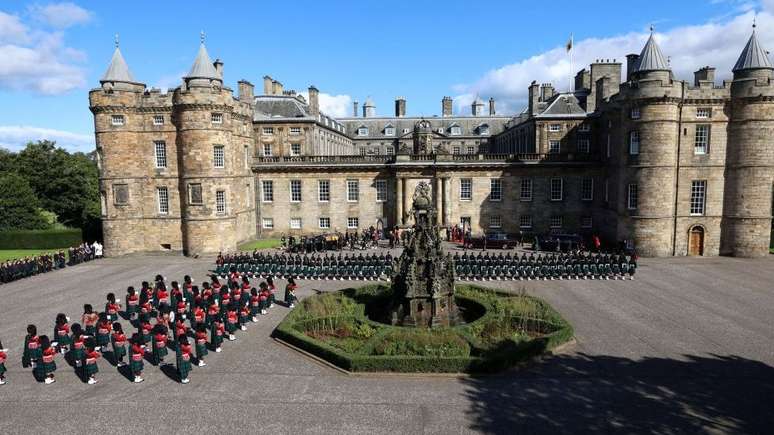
[650,24,654,33]
[114,33,119,48]
[753,15,757,30]
[200,30,205,44]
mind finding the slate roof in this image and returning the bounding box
[254,96,309,119]
[536,93,586,117]
[634,33,670,72]
[733,29,773,71]
[185,43,219,79]
[101,47,137,83]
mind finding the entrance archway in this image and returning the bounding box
[688,225,705,256]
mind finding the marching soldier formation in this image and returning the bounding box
[5,271,282,386]
[453,251,637,281]
[215,251,396,281]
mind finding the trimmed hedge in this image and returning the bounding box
[273,284,574,373]
[0,228,82,249]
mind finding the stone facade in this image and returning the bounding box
[92,30,774,258]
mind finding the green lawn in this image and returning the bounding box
[237,238,282,251]
[0,249,68,262]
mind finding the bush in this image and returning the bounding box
[0,228,82,249]
[372,328,470,357]
[0,173,48,231]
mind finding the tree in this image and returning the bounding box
[0,173,48,231]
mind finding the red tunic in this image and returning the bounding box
[112,332,127,347]
[41,347,56,364]
[193,307,205,323]
[106,303,120,316]
[195,331,207,345]
[85,349,100,365]
[97,321,112,336]
[0,351,6,364]
[130,344,144,361]
[179,344,192,361]
[127,294,139,307]
[56,323,70,338]
[227,311,238,325]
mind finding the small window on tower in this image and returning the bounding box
[211,113,223,124]
[153,115,164,126]
[111,115,125,126]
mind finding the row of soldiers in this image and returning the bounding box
[453,251,637,280]
[8,272,290,386]
[215,251,396,281]
[0,252,67,284]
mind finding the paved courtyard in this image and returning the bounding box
[0,249,773,434]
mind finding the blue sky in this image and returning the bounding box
[0,0,771,152]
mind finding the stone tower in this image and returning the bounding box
[471,95,485,116]
[174,35,256,256]
[362,97,376,117]
[722,25,774,257]
[623,31,681,257]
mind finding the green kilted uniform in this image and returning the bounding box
[0,362,6,377]
[96,325,111,348]
[210,322,224,349]
[55,326,72,347]
[152,335,168,364]
[176,345,193,381]
[36,351,56,378]
[84,355,99,377]
[22,336,42,368]
[111,335,127,361]
[195,336,208,360]
[130,350,144,375]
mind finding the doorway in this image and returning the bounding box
[688,226,705,256]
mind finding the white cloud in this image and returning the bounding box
[0,5,90,94]
[29,2,92,29]
[0,125,94,153]
[299,90,353,117]
[454,8,774,115]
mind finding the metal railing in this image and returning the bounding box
[253,153,601,165]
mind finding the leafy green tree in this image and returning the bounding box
[0,173,49,230]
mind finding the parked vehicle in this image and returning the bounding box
[535,233,584,252]
[468,231,521,249]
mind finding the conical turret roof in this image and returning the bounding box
[635,32,670,72]
[185,42,219,80]
[101,46,137,83]
[733,27,773,71]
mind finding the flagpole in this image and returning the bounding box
[569,33,574,93]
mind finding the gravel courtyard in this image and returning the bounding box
[0,250,773,434]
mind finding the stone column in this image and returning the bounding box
[442,177,450,226]
[396,177,403,226]
[435,177,442,225]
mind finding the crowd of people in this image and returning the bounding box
[280,227,386,253]
[1,270,296,386]
[216,251,396,281]
[453,251,637,280]
[0,242,103,285]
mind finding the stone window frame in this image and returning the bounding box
[153,114,164,126]
[520,178,533,202]
[696,108,712,119]
[450,126,462,136]
[262,127,274,135]
[581,216,593,229]
[489,178,503,202]
[318,217,331,229]
[549,178,563,202]
[215,190,226,215]
[213,145,225,169]
[375,179,387,202]
[550,215,563,229]
[489,215,502,229]
[581,178,594,201]
[384,126,395,136]
[289,217,302,229]
[263,144,273,157]
[459,178,472,201]
[262,217,274,229]
[453,146,461,154]
[154,141,167,168]
[386,146,395,155]
[690,180,707,216]
[318,180,330,202]
[694,124,710,155]
[578,123,591,132]
[577,138,590,153]
[466,146,475,154]
[289,127,302,135]
[347,217,359,229]
[157,186,169,215]
[630,107,641,120]
[629,131,640,155]
[290,180,303,203]
[261,180,274,203]
[357,126,369,136]
[519,215,533,229]
[188,183,203,205]
[111,114,125,126]
[112,183,129,206]
[549,140,561,154]
[548,124,562,132]
[627,183,638,210]
[211,112,223,124]
[290,143,301,156]
[346,179,360,202]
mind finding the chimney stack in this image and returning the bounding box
[442,96,453,117]
[272,80,283,95]
[488,97,496,116]
[694,66,716,87]
[540,83,555,102]
[238,80,254,102]
[626,54,639,82]
[213,59,224,78]
[353,101,359,117]
[528,81,540,115]
[308,85,319,116]
[395,97,406,117]
[263,76,272,95]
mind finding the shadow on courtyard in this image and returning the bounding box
[462,353,774,434]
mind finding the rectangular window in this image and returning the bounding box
[215,190,226,214]
[629,131,640,155]
[578,123,591,132]
[489,215,502,229]
[347,179,359,202]
[213,145,225,168]
[290,217,302,229]
[386,146,395,155]
[188,183,203,205]
[460,178,472,201]
[520,178,533,201]
[490,179,502,201]
[359,147,367,156]
[630,107,641,120]
[690,180,707,215]
[696,108,711,119]
[627,184,638,210]
[262,127,274,135]
[694,125,709,154]
[154,141,167,168]
[550,216,563,229]
[467,146,475,154]
[290,143,301,156]
[153,115,164,125]
[347,217,359,229]
[385,127,395,136]
[211,113,223,124]
[290,180,302,202]
[453,146,460,154]
[519,215,532,229]
[290,127,301,135]
[157,187,169,214]
[318,180,330,202]
[581,216,593,228]
[244,145,250,169]
[111,114,124,126]
[263,144,272,157]
[581,178,594,201]
[550,178,563,201]
[262,218,274,229]
[357,127,368,136]
[319,217,330,229]
[577,138,590,153]
[375,179,387,202]
[113,184,129,205]
[548,124,561,132]
[261,180,273,202]
[549,140,561,154]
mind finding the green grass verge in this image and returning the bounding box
[0,228,81,250]
[0,249,69,262]
[273,284,574,373]
[237,238,281,251]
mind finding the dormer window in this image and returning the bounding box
[450,124,461,136]
[437,128,444,134]
[402,128,410,134]
[478,124,490,136]
[357,126,369,136]
[384,124,395,136]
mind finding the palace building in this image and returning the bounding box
[90,28,774,258]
